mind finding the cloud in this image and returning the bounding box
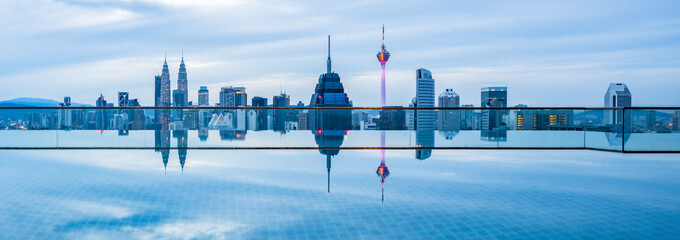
[1,0,679,106]
[0,0,145,35]
[62,200,137,219]
[123,219,247,240]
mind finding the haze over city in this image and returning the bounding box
[1,0,679,107]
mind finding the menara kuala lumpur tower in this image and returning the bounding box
[376,25,390,202]
[377,25,390,107]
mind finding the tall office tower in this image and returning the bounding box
[219,87,247,130]
[307,36,351,191]
[252,96,268,131]
[273,93,290,132]
[219,87,247,107]
[128,99,145,130]
[96,94,108,130]
[646,110,656,132]
[198,86,209,106]
[160,58,171,107]
[177,55,188,106]
[197,86,210,128]
[459,104,475,130]
[437,89,460,131]
[154,75,162,125]
[252,96,268,107]
[172,89,186,121]
[604,83,632,128]
[117,92,130,129]
[308,35,352,130]
[415,68,435,130]
[481,87,507,130]
[154,75,161,107]
[58,97,72,129]
[118,92,129,107]
[414,69,435,160]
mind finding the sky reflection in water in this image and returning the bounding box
[0,149,679,239]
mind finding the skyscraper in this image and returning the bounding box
[273,93,290,132]
[198,86,209,106]
[172,89,186,121]
[308,35,352,130]
[252,96,267,107]
[154,75,162,107]
[128,99,145,130]
[414,69,435,160]
[604,83,632,128]
[308,35,352,189]
[160,58,171,107]
[118,92,129,107]
[252,96,268,131]
[415,68,435,130]
[58,97,72,129]
[481,87,507,131]
[177,55,188,106]
[219,87,247,107]
[96,94,108,130]
[438,89,460,131]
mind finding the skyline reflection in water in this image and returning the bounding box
[1,149,678,239]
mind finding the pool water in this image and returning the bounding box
[0,149,678,239]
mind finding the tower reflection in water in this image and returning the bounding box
[309,35,352,194]
[376,134,389,203]
[154,109,189,173]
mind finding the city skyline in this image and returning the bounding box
[1,1,679,107]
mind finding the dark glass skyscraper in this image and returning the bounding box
[272,93,289,132]
[308,35,352,192]
[252,96,268,131]
[118,92,129,107]
[177,56,188,106]
[481,86,507,131]
[308,35,352,131]
[154,75,161,107]
[96,94,108,130]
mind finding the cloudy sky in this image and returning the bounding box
[1,0,679,107]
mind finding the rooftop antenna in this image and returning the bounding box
[327,35,331,74]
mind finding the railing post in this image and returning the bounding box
[622,107,625,152]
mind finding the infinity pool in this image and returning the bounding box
[1,149,678,239]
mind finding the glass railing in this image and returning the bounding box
[0,107,678,152]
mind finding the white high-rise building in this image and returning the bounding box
[415,68,435,160]
[604,83,632,125]
[415,68,435,130]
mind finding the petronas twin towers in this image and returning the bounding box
[156,55,188,108]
